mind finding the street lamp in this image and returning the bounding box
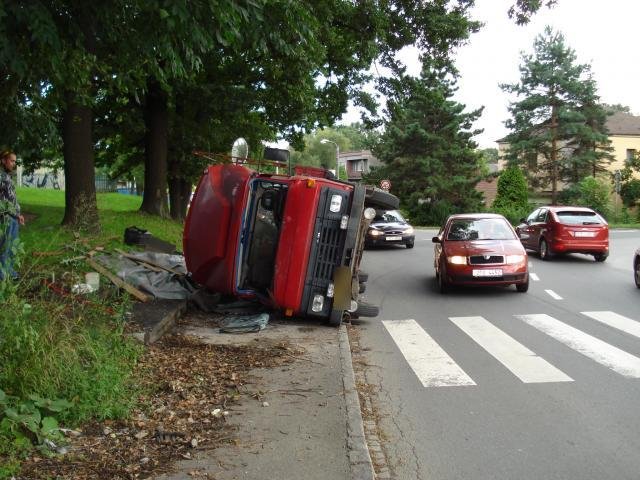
[320,138,340,179]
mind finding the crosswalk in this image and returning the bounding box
[382,311,640,387]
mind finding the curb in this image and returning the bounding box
[339,325,375,480]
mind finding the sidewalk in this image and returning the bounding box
[156,316,374,480]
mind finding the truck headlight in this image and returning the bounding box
[329,194,342,213]
[340,215,349,229]
[312,294,324,312]
[447,255,467,265]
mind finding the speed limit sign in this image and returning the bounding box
[380,179,391,190]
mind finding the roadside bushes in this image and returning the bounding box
[559,176,611,218]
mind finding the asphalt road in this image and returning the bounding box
[356,228,640,480]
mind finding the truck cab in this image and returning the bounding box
[183,159,397,326]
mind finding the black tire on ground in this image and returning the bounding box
[355,302,380,318]
[328,309,343,327]
[635,257,640,289]
[593,252,608,262]
[358,271,369,282]
[438,271,449,294]
[406,241,414,249]
[539,239,553,261]
[364,187,399,210]
[516,279,529,293]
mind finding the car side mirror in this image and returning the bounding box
[432,236,441,244]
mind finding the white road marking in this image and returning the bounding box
[528,262,533,268]
[382,319,476,387]
[545,289,563,300]
[450,316,573,383]
[530,273,540,281]
[582,311,640,340]
[518,314,640,378]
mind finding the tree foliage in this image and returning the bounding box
[365,59,483,226]
[501,27,613,204]
[491,165,529,224]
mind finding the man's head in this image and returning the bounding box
[0,150,17,173]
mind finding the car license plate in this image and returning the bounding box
[386,236,402,241]
[473,269,502,277]
[574,231,595,237]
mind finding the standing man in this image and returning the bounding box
[0,149,24,280]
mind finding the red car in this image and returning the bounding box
[515,206,609,262]
[432,213,529,293]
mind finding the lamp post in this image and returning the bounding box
[320,138,340,179]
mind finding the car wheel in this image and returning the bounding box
[635,257,640,289]
[539,239,552,261]
[593,252,608,262]
[328,309,344,327]
[516,278,529,293]
[406,240,414,249]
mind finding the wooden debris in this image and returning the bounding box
[114,248,184,276]
[86,258,151,302]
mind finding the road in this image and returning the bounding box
[355,228,640,480]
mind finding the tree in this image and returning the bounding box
[501,27,613,204]
[366,59,484,226]
[491,165,529,224]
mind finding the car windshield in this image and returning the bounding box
[374,210,406,223]
[555,211,605,225]
[446,218,516,241]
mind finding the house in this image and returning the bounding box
[496,111,640,177]
[339,150,382,182]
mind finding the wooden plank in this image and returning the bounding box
[144,301,187,345]
[114,248,184,276]
[86,258,151,302]
[114,249,164,272]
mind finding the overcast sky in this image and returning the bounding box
[341,0,640,150]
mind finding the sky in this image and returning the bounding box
[340,0,640,150]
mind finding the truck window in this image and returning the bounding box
[239,180,287,292]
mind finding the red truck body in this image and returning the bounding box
[184,162,392,325]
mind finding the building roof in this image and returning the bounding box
[605,111,640,136]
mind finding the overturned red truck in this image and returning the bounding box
[183,147,398,326]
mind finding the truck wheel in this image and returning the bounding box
[329,309,344,327]
[365,187,399,210]
[355,302,380,318]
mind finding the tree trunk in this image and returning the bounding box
[140,79,169,216]
[61,92,99,231]
[168,175,192,221]
[550,104,558,205]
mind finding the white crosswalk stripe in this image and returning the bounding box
[581,311,640,340]
[450,316,573,383]
[517,314,640,378]
[382,319,476,387]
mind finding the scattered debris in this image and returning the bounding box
[219,313,270,333]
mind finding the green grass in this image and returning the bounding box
[18,188,184,255]
[1,189,185,470]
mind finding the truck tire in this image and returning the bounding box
[328,309,344,327]
[355,302,379,318]
[365,187,399,210]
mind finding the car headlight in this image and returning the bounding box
[405,227,414,235]
[447,255,467,265]
[506,254,526,264]
[368,229,383,236]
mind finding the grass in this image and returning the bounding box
[0,189,185,473]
